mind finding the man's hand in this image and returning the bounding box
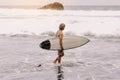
[61,46,64,50]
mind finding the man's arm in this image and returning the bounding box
[59,35,63,50]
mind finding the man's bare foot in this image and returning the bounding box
[53,60,57,64]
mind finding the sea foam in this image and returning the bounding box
[0,8,120,37]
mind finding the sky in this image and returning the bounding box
[0,0,120,6]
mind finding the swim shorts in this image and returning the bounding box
[58,50,64,56]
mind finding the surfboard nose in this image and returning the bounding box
[40,40,51,50]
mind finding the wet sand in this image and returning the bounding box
[0,36,120,80]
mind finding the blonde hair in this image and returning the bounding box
[59,23,65,30]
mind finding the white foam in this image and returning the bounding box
[0,8,120,37]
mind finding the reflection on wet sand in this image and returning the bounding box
[57,66,64,80]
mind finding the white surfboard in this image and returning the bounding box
[40,36,90,50]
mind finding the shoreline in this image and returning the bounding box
[0,34,120,80]
[0,34,120,39]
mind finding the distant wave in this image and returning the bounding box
[1,5,120,11]
[0,8,120,38]
[1,8,120,17]
[0,31,120,39]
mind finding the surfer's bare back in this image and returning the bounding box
[53,23,65,64]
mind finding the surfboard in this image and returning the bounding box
[40,36,90,50]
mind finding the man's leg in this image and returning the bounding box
[58,52,64,63]
[53,50,59,63]
[58,55,61,63]
[53,56,59,63]
[54,50,64,63]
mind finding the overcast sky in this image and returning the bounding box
[0,0,120,6]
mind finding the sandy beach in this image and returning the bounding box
[0,35,120,80]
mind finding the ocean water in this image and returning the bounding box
[0,7,120,80]
[1,5,120,10]
[65,5,120,10]
[0,8,120,37]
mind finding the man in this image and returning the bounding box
[53,23,65,64]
